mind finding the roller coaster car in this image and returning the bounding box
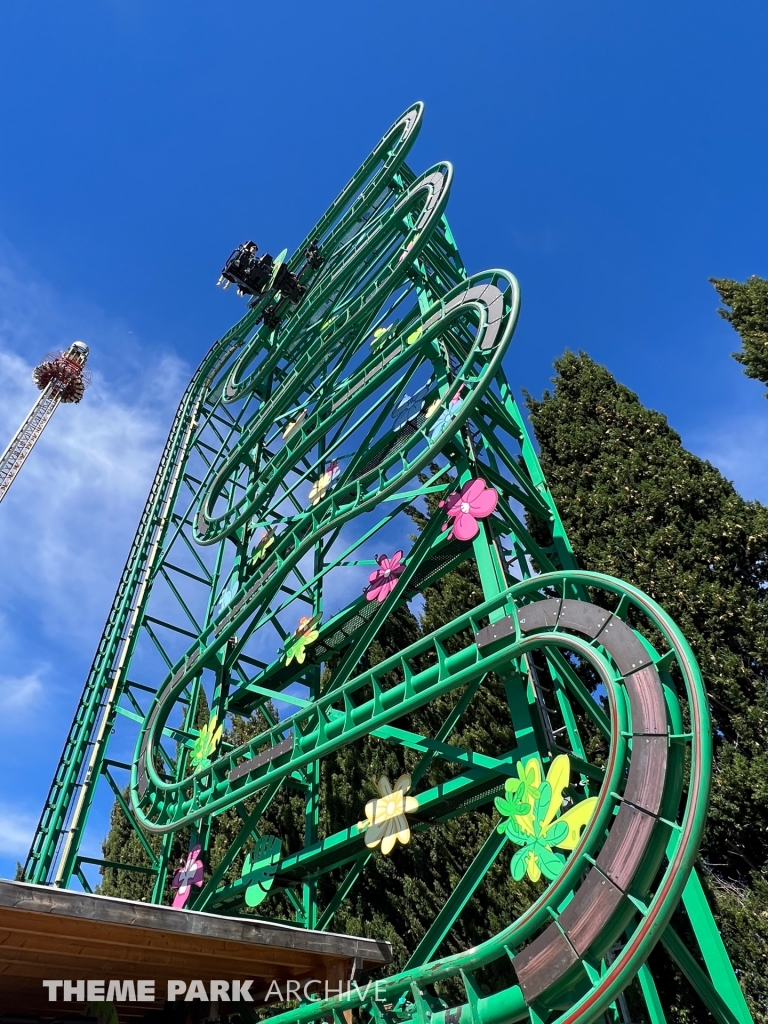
[261,305,282,330]
[304,239,324,269]
[271,263,305,303]
[217,241,274,297]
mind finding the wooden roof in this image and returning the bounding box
[0,879,390,1019]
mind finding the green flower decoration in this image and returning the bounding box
[496,759,542,820]
[284,615,320,666]
[191,713,224,770]
[248,528,275,568]
[369,324,392,350]
[495,755,597,883]
[241,834,282,908]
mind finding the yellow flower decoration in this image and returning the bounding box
[282,411,306,441]
[248,528,275,567]
[191,713,224,770]
[308,461,340,505]
[495,754,597,883]
[285,616,320,666]
[369,325,392,351]
[358,774,419,856]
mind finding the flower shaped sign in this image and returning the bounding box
[285,615,320,666]
[213,575,238,618]
[502,759,542,817]
[495,755,597,883]
[439,478,498,542]
[241,834,282,908]
[365,551,405,603]
[359,774,419,856]
[191,713,224,771]
[427,387,464,441]
[392,378,433,431]
[308,461,340,506]
[248,528,275,567]
[392,393,423,432]
[282,410,306,441]
[170,843,204,909]
[398,232,420,264]
[370,325,392,350]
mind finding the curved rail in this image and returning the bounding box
[245,571,710,1024]
[22,100,431,888]
[131,272,521,827]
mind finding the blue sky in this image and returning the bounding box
[0,1,766,879]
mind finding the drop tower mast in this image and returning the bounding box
[0,341,91,504]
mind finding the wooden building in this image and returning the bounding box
[0,880,390,1021]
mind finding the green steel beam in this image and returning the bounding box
[22,102,751,1024]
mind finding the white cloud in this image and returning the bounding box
[0,803,37,857]
[0,240,188,878]
[0,239,187,650]
[690,413,768,505]
[0,671,44,713]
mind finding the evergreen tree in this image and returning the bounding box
[526,351,768,1021]
[711,275,768,394]
[98,353,768,1016]
[99,786,164,902]
[99,687,212,901]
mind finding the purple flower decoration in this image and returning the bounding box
[365,551,405,603]
[440,479,498,542]
[171,843,204,909]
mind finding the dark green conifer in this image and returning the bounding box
[711,275,768,394]
[526,351,768,1021]
[98,684,211,901]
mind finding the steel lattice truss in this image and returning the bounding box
[0,342,90,504]
[25,105,752,1024]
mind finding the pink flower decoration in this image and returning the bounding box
[365,550,405,603]
[170,843,204,909]
[439,479,499,542]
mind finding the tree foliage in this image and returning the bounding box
[526,350,768,1020]
[711,275,768,395]
[97,347,768,1019]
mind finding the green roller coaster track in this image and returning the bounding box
[24,102,754,1024]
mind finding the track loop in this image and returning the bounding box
[221,160,451,406]
[132,271,521,826]
[207,572,709,1024]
